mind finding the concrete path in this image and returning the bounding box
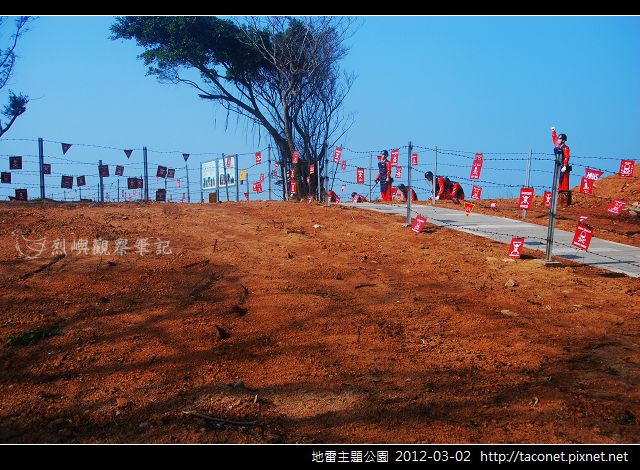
[343,202,640,278]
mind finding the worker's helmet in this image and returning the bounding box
[558,133,568,142]
[381,150,389,158]
[397,184,406,190]
[425,171,433,180]
[351,192,357,197]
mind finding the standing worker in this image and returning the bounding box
[375,150,393,202]
[551,127,572,206]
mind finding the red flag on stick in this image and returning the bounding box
[508,238,525,258]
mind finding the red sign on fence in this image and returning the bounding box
[619,160,635,177]
[255,182,263,193]
[341,160,346,170]
[411,153,418,165]
[177,179,181,188]
[226,156,232,168]
[292,151,299,164]
[464,201,475,217]
[255,152,262,164]
[585,167,603,181]
[357,168,365,184]
[411,215,427,233]
[470,159,483,180]
[579,214,589,223]
[518,187,534,209]
[290,181,297,194]
[572,224,593,250]
[490,201,497,209]
[390,149,399,166]
[542,191,552,208]
[310,164,314,175]
[395,166,402,178]
[580,177,593,195]
[607,199,626,214]
[508,238,525,258]
[470,185,482,200]
[333,147,342,163]
[260,173,264,182]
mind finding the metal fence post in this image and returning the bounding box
[99,159,104,203]
[185,163,191,203]
[116,179,119,203]
[235,154,240,202]
[369,152,373,201]
[433,146,438,204]
[522,148,532,219]
[38,137,45,200]
[545,151,562,263]
[143,146,149,201]
[268,144,272,201]
[325,140,329,207]
[407,141,413,225]
[199,163,204,203]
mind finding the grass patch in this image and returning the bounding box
[6,326,62,346]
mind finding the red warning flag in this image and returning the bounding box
[226,156,232,168]
[62,143,72,154]
[619,160,635,177]
[490,201,497,209]
[585,167,603,181]
[341,184,346,191]
[341,160,346,170]
[395,166,402,178]
[390,149,399,166]
[356,168,365,184]
[410,215,427,233]
[572,223,593,250]
[244,192,249,200]
[518,187,534,209]
[464,201,475,217]
[607,199,626,215]
[470,159,483,180]
[290,181,297,193]
[411,153,418,165]
[9,156,22,170]
[292,151,299,164]
[255,152,262,164]
[177,179,181,188]
[508,237,525,258]
[471,185,482,200]
[333,147,342,163]
[260,173,264,182]
[124,149,133,159]
[543,191,552,208]
[255,182,263,193]
[580,177,593,195]
[310,164,314,175]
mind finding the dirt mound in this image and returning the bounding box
[0,201,639,443]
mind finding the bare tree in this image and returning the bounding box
[0,16,32,138]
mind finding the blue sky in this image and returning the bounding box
[1,15,639,201]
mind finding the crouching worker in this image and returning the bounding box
[351,192,367,203]
[395,184,418,202]
[424,171,464,203]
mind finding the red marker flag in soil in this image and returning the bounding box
[390,149,399,166]
[255,152,262,164]
[470,158,483,180]
[115,165,125,177]
[42,163,51,175]
[9,156,22,170]
[410,215,427,233]
[182,153,189,161]
[177,179,181,188]
[395,166,402,178]
[411,153,418,165]
[341,160,347,170]
[61,176,73,189]
[1,172,11,184]
[619,160,635,177]
[260,173,264,182]
[167,169,175,179]
[607,199,626,215]
[490,201,497,209]
[508,238,525,258]
[15,189,27,200]
[585,168,603,181]
[518,187,534,209]
[124,149,133,159]
[290,181,297,194]
[333,147,342,163]
[579,177,593,195]
[471,185,482,200]
[76,175,86,187]
[310,164,314,175]
[98,165,109,177]
[244,192,249,200]
[156,166,167,178]
[357,168,365,184]
[543,191,552,208]
[572,223,593,250]
[255,182,263,193]
[156,189,166,202]
[464,201,475,217]
[291,151,299,164]
[61,143,72,154]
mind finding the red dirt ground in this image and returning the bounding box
[0,197,639,443]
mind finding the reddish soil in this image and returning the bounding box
[0,198,639,443]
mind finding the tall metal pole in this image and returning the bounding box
[199,163,204,203]
[116,179,118,202]
[223,154,230,202]
[99,159,104,203]
[433,146,438,205]
[79,185,82,201]
[316,155,321,201]
[406,141,413,225]
[324,140,330,207]
[143,146,149,201]
[185,163,191,203]
[216,156,221,203]
[164,177,167,202]
[522,148,532,219]
[268,144,272,201]
[246,171,250,201]
[38,137,45,200]
[369,152,373,201]
[545,151,562,262]
[235,154,240,202]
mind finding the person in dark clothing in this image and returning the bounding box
[396,184,418,202]
[551,127,571,191]
[375,150,393,201]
